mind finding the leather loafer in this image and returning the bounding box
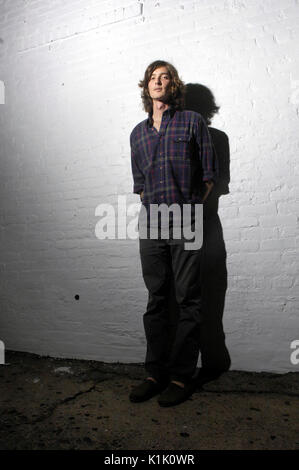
[129,378,169,403]
[157,381,196,407]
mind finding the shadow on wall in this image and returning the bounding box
[166,83,232,373]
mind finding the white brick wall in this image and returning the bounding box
[0,0,298,372]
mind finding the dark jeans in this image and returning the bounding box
[139,232,203,384]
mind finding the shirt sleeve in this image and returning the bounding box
[130,132,145,195]
[195,115,219,183]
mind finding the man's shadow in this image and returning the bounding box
[166,83,231,376]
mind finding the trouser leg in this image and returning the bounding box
[167,241,203,383]
[139,237,172,382]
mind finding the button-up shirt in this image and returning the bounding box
[130,105,218,228]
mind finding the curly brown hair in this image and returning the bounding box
[138,60,186,114]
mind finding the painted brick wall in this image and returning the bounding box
[0,0,298,372]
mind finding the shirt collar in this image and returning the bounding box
[147,104,176,128]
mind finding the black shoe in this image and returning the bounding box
[157,381,196,407]
[129,378,169,403]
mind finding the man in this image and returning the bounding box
[129,60,218,407]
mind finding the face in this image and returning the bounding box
[147,66,171,102]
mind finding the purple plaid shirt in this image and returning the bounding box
[130,105,218,228]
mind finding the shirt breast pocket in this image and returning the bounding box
[171,134,192,159]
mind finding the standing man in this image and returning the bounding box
[129,60,218,407]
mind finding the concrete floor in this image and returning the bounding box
[0,351,298,450]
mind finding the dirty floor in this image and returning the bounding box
[0,351,298,450]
